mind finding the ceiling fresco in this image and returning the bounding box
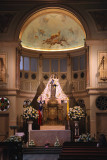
[20,8,86,51]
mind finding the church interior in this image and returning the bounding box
[0,0,107,160]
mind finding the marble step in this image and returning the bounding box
[23,146,62,154]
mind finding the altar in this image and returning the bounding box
[37,74,69,126]
[30,129,71,146]
[29,74,70,146]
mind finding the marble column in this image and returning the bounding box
[27,120,33,142]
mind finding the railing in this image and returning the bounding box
[0,134,8,142]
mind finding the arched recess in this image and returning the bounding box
[17,7,88,52]
[16,6,89,97]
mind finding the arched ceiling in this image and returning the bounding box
[19,8,86,52]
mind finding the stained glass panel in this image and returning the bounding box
[0,97,10,111]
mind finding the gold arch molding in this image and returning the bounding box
[19,7,86,52]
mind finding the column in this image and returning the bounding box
[27,120,33,142]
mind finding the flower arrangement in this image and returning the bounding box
[23,106,39,120]
[68,106,85,121]
[77,133,95,142]
[54,137,60,147]
[5,136,21,142]
[29,140,35,147]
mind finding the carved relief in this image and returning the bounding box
[79,80,86,91]
[31,82,37,91]
[0,13,14,33]
[0,54,6,83]
[89,10,107,31]
[72,81,78,91]
[98,52,107,82]
[24,82,30,91]
[63,81,74,94]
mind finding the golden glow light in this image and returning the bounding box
[22,45,84,52]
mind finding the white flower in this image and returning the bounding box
[23,106,39,120]
[68,106,85,120]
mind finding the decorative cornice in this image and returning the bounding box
[86,39,107,46]
[17,91,35,98]
[0,88,18,96]
[0,41,20,46]
[86,87,107,95]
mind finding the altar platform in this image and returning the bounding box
[30,127,71,146]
